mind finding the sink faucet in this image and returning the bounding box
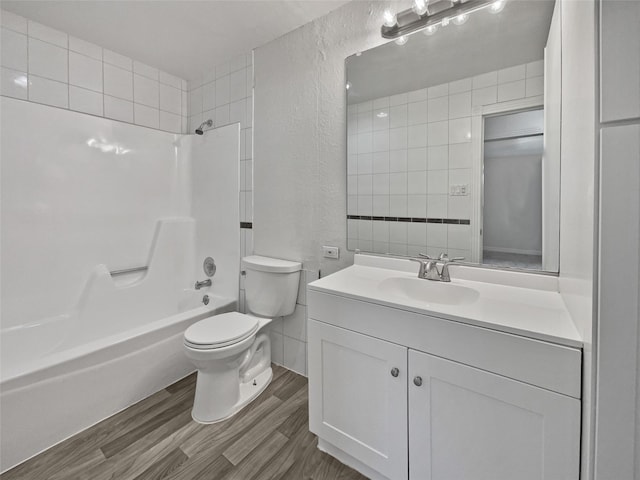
[410,253,464,282]
[195,279,212,289]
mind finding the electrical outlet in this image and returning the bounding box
[322,246,339,259]
[450,184,470,196]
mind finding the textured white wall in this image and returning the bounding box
[253,1,393,277]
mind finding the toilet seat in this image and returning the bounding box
[184,312,259,350]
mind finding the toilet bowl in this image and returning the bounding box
[184,255,301,424]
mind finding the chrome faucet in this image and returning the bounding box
[410,253,464,282]
[195,279,212,289]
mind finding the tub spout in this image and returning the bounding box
[195,279,212,290]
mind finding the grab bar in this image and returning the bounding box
[109,266,148,276]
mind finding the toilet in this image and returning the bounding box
[184,255,302,424]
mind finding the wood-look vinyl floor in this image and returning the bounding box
[1,365,367,480]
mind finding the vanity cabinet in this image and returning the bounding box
[307,291,581,480]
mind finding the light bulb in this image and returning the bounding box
[441,16,450,26]
[452,13,468,25]
[412,0,428,16]
[489,0,505,13]
[376,111,388,118]
[422,24,438,35]
[395,35,408,46]
[383,9,397,27]
[346,81,351,91]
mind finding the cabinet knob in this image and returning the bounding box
[413,376,423,387]
[390,367,399,377]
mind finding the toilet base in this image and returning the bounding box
[191,367,273,424]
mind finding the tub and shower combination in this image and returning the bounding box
[0,97,241,472]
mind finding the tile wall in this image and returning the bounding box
[0,9,188,133]
[347,60,544,260]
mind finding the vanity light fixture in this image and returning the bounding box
[376,111,388,118]
[381,0,506,39]
[346,81,352,90]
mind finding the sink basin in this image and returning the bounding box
[378,277,480,306]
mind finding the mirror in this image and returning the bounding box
[346,0,560,272]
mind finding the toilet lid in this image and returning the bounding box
[184,312,259,349]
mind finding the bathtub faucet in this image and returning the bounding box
[195,279,212,290]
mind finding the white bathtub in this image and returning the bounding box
[0,291,235,474]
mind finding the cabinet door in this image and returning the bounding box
[409,350,580,480]
[308,319,408,480]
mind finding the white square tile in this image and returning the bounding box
[526,60,544,78]
[104,95,133,123]
[283,337,307,376]
[69,52,103,92]
[69,85,103,116]
[358,174,373,195]
[390,172,408,194]
[243,191,253,222]
[427,121,448,146]
[447,224,471,250]
[104,64,133,101]
[372,109,389,131]
[428,83,448,98]
[408,88,428,102]
[159,83,181,114]
[357,100,373,113]
[202,81,215,111]
[372,195,389,216]
[389,195,407,216]
[357,153,372,174]
[449,92,471,119]
[103,49,132,70]
[427,223,447,247]
[407,147,427,171]
[389,221,408,243]
[229,68,246,102]
[427,194,448,218]
[389,92,407,106]
[372,151,389,173]
[69,37,102,60]
[1,11,27,33]
[357,111,372,133]
[408,124,428,148]
[449,143,472,168]
[408,222,427,245]
[390,104,408,128]
[28,75,67,108]
[133,61,158,80]
[373,220,390,242]
[449,117,471,144]
[408,170,427,194]
[526,76,544,97]
[1,28,27,71]
[389,127,407,150]
[428,96,448,122]
[408,194,427,217]
[472,86,497,107]
[448,195,471,219]
[160,111,181,133]
[283,304,306,341]
[428,145,448,170]
[215,75,230,106]
[372,130,389,152]
[229,98,246,125]
[215,104,230,126]
[189,87,203,115]
[472,71,497,89]
[134,74,159,108]
[389,149,407,172]
[358,219,373,240]
[1,66,27,99]
[159,71,182,89]
[269,331,284,365]
[449,77,472,94]
[28,20,66,47]
[497,80,525,102]
[357,133,372,154]
[28,38,67,82]
[229,54,247,73]
[389,243,407,256]
[427,169,448,194]
[449,167,471,186]
[372,97,389,109]
[408,100,428,125]
[134,103,159,129]
[498,65,526,84]
[358,195,372,216]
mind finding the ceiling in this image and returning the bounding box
[1,0,351,80]
[346,0,555,103]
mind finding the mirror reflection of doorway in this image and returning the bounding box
[482,109,544,269]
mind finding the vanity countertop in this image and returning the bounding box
[308,254,582,348]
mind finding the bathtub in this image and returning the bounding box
[0,290,235,474]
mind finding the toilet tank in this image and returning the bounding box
[242,256,302,317]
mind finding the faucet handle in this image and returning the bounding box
[418,253,433,259]
[409,257,429,278]
[438,252,449,261]
[450,256,465,262]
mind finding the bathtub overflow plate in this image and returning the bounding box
[203,257,216,277]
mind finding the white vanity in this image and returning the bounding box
[307,254,582,480]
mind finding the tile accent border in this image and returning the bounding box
[240,222,253,229]
[347,215,470,225]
